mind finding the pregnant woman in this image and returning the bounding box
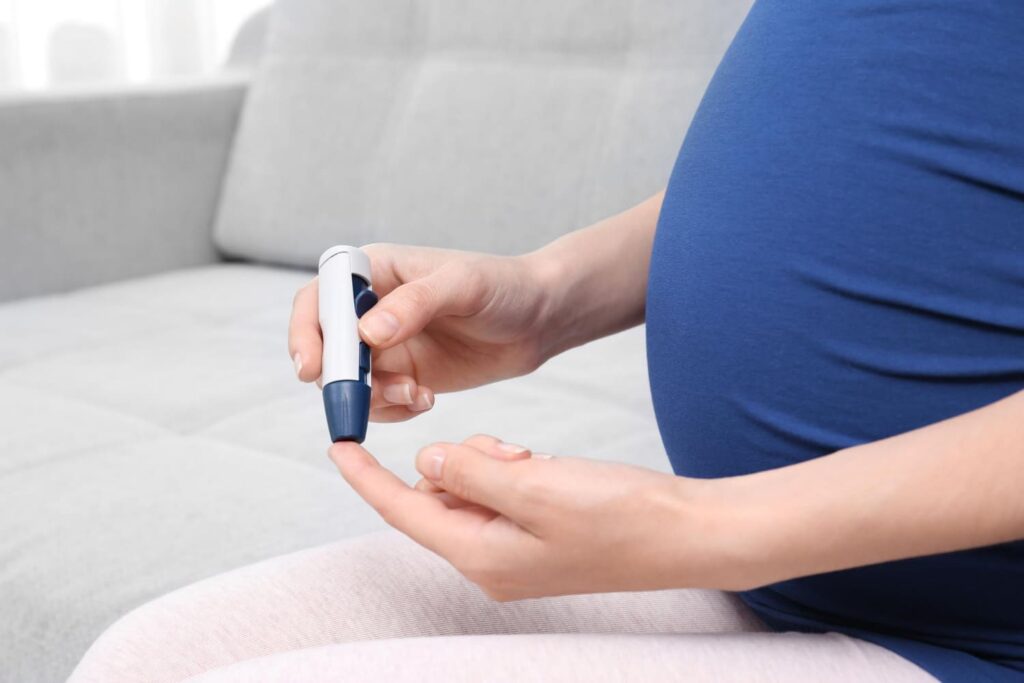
[72,1,1022,681]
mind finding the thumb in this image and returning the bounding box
[416,442,525,517]
[358,266,485,349]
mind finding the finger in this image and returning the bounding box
[415,478,444,493]
[369,386,435,423]
[368,343,416,376]
[371,371,420,410]
[433,491,475,509]
[415,479,477,510]
[288,278,322,382]
[359,243,404,295]
[416,479,498,512]
[463,434,533,462]
[422,436,528,512]
[358,265,485,350]
[462,434,501,450]
[369,404,421,423]
[416,442,529,518]
[410,386,435,412]
[330,443,476,557]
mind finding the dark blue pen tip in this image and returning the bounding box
[323,380,371,443]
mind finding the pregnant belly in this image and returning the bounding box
[646,1,1024,479]
[643,0,1024,667]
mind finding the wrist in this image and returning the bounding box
[664,474,784,592]
[517,246,575,364]
[514,194,661,365]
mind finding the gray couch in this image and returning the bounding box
[0,1,751,680]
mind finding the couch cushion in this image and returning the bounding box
[214,0,752,267]
[0,264,665,681]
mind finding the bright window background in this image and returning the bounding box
[0,0,267,91]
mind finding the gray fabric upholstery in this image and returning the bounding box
[215,0,753,267]
[0,78,246,303]
[0,264,663,682]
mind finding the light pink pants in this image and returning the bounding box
[70,531,936,682]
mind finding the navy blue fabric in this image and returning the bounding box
[646,1,1024,681]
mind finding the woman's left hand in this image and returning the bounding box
[334,390,1024,601]
[329,435,741,600]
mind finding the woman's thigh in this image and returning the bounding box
[70,530,766,683]
[184,633,935,683]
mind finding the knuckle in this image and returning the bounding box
[360,243,394,283]
[360,242,388,265]
[362,242,397,274]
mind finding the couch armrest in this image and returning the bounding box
[0,76,248,302]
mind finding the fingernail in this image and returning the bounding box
[360,311,399,345]
[293,353,303,378]
[382,383,414,405]
[497,442,528,454]
[410,390,434,412]
[423,446,446,481]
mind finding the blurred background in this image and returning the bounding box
[0,0,267,91]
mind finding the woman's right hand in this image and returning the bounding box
[288,244,555,422]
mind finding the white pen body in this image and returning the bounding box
[317,245,375,443]
[318,246,372,386]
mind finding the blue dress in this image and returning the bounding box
[646,1,1024,681]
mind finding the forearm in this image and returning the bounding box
[699,389,1024,590]
[526,191,663,359]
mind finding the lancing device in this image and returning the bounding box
[318,245,378,443]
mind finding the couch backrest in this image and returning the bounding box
[214,0,753,267]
